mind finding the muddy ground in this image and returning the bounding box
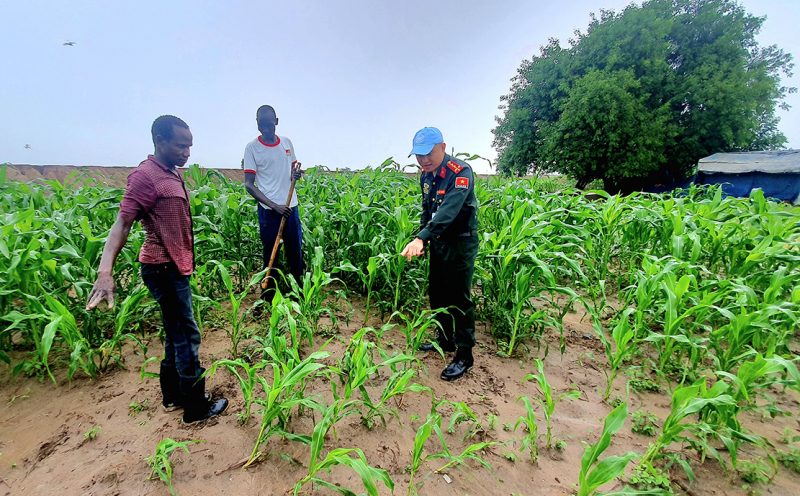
[1,294,799,496]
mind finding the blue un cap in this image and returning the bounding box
[408,127,443,157]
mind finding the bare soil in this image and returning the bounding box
[1,295,799,496]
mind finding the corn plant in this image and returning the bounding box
[39,289,99,382]
[637,379,737,473]
[407,413,444,496]
[576,403,652,496]
[388,307,447,360]
[329,328,416,428]
[262,287,302,357]
[522,359,581,449]
[145,438,203,496]
[293,446,395,496]
[205,358,271,425]
[513,396,539,463]
[446,401,485,441]
[98,285,149,370]
[189,261,215,336]
[207,260,267,359]
[361,368,431,429]
[428,422,499,477]
[595,308,636,401]
[247,351,329,467]
[701,354,800,464]
[385,205,420,313]
[286,245,346,345]
[340,254,384,325]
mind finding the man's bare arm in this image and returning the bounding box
[85,215,135,310]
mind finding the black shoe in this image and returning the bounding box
[183,397,229,424]
[441,348,474,382]
[419,340,456,353]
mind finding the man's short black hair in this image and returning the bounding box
[151,115,189,145]
[256,105,276,119]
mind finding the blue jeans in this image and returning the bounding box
[258,205,304,297]
[141,262,202,382]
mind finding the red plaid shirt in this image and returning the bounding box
[118,155,195,275]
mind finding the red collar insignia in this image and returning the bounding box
[447,161,463,174]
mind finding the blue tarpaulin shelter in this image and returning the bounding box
[695,150,800,204]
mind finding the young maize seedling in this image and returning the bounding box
[330,329,416,428]
[360,368,431,429]
[100,284,149,371]
[208,260,267,359]
[188,261,215,337]
[83,425,101,441]
[595,307,636,401]
[638,379,736,473]
[145,438,203,496]
[429,434,499,477]
[263,287,302,356]
[205,358,270,426]
[522,358,580,449]
[37,283,99,382]
[340,254,384,325]
[294,446,395,496]
[513,396,539,463]
[446,401,484,441]
[407,413,443,496]
[576,403,652,496]
[388,308,447,361]
[247,351,329,467]
[286,246,347,345]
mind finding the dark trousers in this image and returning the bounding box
[258,204,304,299]
[428,236,480,349]
[141,262,202,385]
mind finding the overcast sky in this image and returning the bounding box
[1,0,798,174]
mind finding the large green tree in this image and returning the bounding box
[492,0,795,192]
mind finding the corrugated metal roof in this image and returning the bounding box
[698,150,800,173]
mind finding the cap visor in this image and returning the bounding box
[408,143,435,157]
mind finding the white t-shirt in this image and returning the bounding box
[243,135,299,209]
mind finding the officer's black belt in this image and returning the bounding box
[436,230,478,240]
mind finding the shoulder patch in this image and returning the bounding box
[447,161,463,174]
[455,177,469,189]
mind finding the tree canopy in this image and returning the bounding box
[492,0,795,192]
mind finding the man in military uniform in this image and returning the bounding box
[401,127,479,381]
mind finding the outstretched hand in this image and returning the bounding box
[85,273,117,311]
[400,238,425,262]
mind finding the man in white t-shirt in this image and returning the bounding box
[243,105,304,301]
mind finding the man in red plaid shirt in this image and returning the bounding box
[86,115,228,424]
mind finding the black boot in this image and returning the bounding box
[160,363,184,411]
[441,347,474,382]
[182,373,228,424]
[161,363,210,411]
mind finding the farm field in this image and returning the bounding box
[0,163,799,496]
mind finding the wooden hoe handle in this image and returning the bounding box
[261,162,301,290]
